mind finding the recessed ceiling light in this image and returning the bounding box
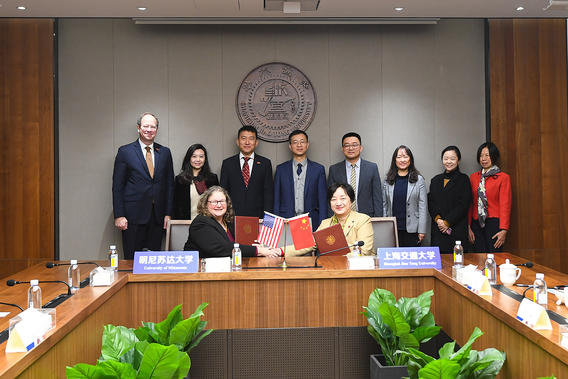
[516,6,525,11]
[17,5,26,10]
[394,7,404,11]
[137,7,147,11]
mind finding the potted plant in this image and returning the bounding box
[66,302,213,378]
[363,289,441,378]
[397,326,505,379]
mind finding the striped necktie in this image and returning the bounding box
[242,157,250,187]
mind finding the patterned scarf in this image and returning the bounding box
[477,165,501,228]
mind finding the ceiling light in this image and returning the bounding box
[137,7,147,11]
[17,5,26,10]
[516,6,525,10]
[394,7,404,12]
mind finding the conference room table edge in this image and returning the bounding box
[0,253,567,377]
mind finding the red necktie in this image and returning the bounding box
[242,157,250,187]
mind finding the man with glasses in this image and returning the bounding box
[327,132,383,217]
[273,130,327,230]
[112,112,175,259]
[220,125,274,218]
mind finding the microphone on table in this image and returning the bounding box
[0,302,24,311]
[314,241,365,268]
[518,261,534,268]
[7,279,73,296]
[46,261,101,268]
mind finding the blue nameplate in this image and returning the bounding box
[133,251,199,274]
[377,247,442,270]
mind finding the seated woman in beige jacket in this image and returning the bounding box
[285,183,374,257]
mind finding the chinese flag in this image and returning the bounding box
[288,214,314,250]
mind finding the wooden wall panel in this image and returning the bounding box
[0,19,54,278]
[489,19,568,272]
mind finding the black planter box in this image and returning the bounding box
[370,354,408,379]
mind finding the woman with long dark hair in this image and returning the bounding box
[173,144,219,220]
[468,142,511,252]
[428,146,472,253]
[383,145,427,247]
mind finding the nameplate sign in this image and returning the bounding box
[516,298,552,330]
[377,247,442,270]
[464,271,492,296]
[133,251,199,274]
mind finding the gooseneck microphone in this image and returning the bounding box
[0,302,24,311]
[314,241,365,268]
[46,261,101,268]
[7,279,73,296]
[518,261,534,268]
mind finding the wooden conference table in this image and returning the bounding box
[0,253,566,378]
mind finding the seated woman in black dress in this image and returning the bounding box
[173,144,219,220]
[427,145,472,253]
[184,186,280,258]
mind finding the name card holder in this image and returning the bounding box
[464,270,492,297]
[202,257,231,273]
[133,251,199,274]
[516,298,552,330]
[6,308,56,353]
[347,256,375,270]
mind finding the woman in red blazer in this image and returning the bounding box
[468,142,512,252]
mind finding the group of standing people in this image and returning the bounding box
[112,112,512,259]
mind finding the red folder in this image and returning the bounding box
[235,216,259,245]
[312,224,349,256]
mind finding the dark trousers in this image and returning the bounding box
[398,230,421,247]
[122,209,163,260]
[470,218,502,253]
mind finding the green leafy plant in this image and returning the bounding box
[362,288,441,367]
[66,303,213,379]
[397,327,506,379]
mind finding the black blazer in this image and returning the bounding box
[183,215,257,258]
[219,154,274,218]
[172,173,219,220]
[427,170,472,253]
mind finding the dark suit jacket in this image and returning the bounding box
[327,159,383,217]
[112,140,174,224]
[220,153,273,218]
[428,171,472,253]
[172,173,219,220]
[184,215,257,258]
[273,159,327,230]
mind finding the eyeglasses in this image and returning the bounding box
[141,124,158,130]
[291,140,307,146]
[342,143,360,149]
[207,200,226,206]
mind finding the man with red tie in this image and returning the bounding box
[112,112,174,259]
[220,125,274,218]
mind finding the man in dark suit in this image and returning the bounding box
[112,112,174,259]
[220,125,273,218]
[273,130,327,230]
[327,132,383,217]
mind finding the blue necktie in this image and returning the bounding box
[297,163,303,176]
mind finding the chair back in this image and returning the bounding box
[370,217,399,250]
[165,220,192,251]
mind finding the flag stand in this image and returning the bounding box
[281,220,288,269]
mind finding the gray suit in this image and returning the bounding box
[383,175,428,234]
[327,159,383,217]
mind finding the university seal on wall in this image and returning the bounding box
[236,62,317,142]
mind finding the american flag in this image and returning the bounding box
[257,211,285,248]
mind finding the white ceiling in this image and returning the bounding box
[0,0,567,18]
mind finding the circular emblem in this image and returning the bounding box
[325,235,336,246]
[243,224,252,234]
[236,62,317,142]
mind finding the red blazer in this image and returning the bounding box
[468,171,512,230]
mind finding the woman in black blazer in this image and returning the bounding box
[173,144,219,220]
[184,186,280,258]
[427,146,472,253]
